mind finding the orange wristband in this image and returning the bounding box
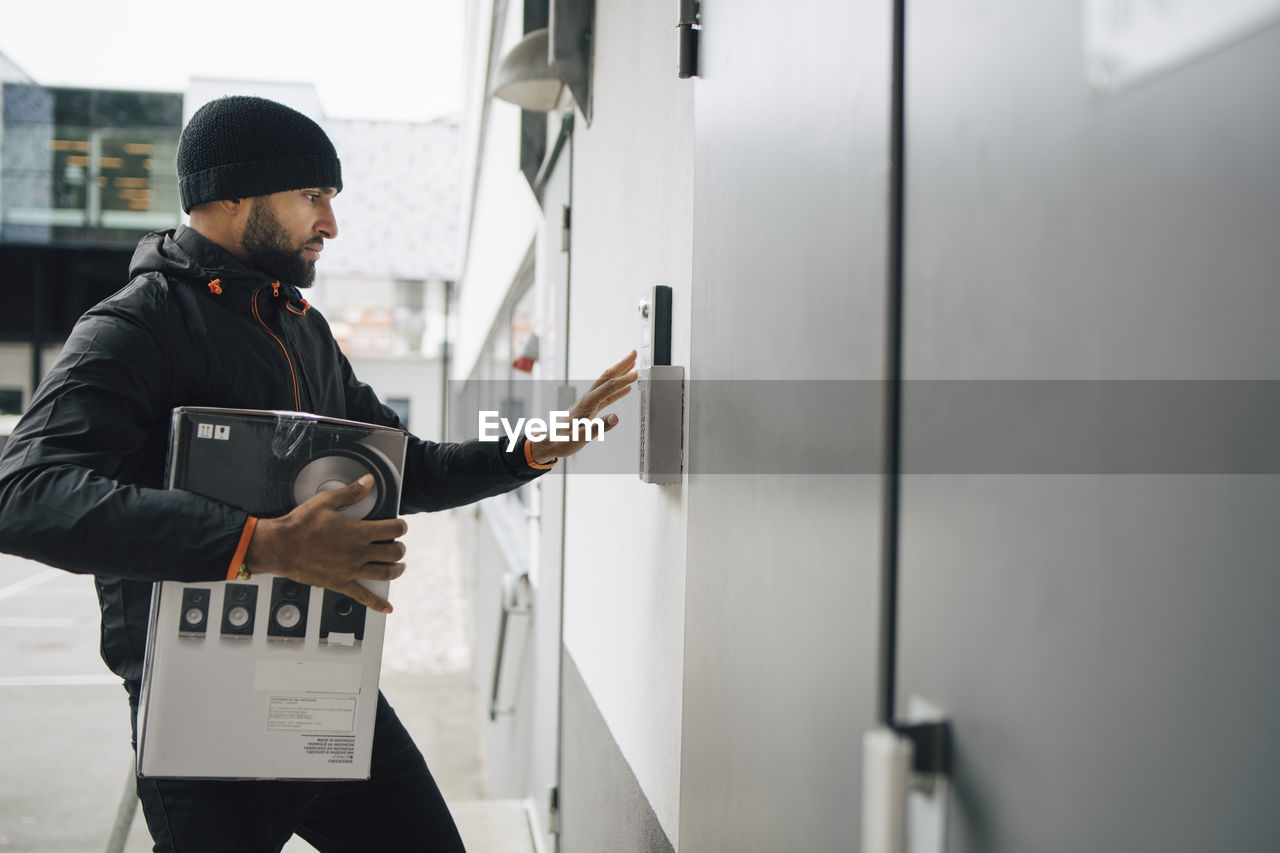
[525,440,557,470]
[226,516,259,581]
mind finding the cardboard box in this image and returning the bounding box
[136,407,406,780]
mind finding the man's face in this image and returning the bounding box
[240,188,338,288]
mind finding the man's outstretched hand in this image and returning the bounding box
[528,351,639,465]
[244,475,406,613]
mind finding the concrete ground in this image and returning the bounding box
[0,510,532,853]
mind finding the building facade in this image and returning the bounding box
[455,1,1280,851]
[0,75,183,429]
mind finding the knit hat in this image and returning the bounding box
[176,96,343,212]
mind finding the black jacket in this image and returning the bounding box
[0,225,542,682]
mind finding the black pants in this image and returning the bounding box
[129,690,466,853]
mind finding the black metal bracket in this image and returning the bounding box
[677,0,700,78]
[551,0,595,122]
[678,24,700,79]
[891,720,951,775]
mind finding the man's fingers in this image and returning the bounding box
[366,540,406,566]
[578,372,638,415]
[590,351,638,390]
[611,350,639,374]
[334,580,393,615]
[365,560,407,581]
[365,517,408,542]
[308,474,374,509]
[596,379,635,409]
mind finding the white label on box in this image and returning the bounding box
[302,735,357,764]
[267,696,357,734]
[253,659,362,693]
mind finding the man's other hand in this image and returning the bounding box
[244,475,406,613]
[528,350,639,465]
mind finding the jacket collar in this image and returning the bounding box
[170,225,309,316]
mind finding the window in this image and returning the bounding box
[1,84,182,246]
[0,388,22,414]
[385,396,411,430]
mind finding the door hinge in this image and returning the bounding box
[547,785,561,835]
[561,205,571,253]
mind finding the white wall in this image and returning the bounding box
[561,0,695,844]
[346,355,445,442]
[454,1,696,843]
[454,3,542,381]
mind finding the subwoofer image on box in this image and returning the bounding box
[267,577,310,640]
[220,583,258,638]
[178,587,210,637]
[292,444,399,521]
[319,589,366,645]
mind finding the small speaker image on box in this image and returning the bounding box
[220,583,258,638]
[267,578,310,640]
[178,587,210,637]
[319,589,367,645]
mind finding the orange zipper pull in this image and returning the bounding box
[272,281,280,297]
[207,278,222,295]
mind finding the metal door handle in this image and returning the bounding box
[488,571,532,721]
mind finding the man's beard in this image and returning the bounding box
[241,200,317,288]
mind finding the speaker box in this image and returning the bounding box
[138,409,407,781]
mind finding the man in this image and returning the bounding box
[0,96,635,852]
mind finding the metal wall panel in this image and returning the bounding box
[899,3,1280,850]
[680,0,892,849]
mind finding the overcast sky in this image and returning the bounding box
[0,0,466,122]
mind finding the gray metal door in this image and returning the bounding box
[897,2,1280,850]
[680,0,893,849]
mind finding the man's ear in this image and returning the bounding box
[216,198,245,216]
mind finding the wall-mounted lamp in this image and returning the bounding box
[491,28,564,113]
[490,0,594,122]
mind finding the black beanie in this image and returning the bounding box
[176,96,343,213]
